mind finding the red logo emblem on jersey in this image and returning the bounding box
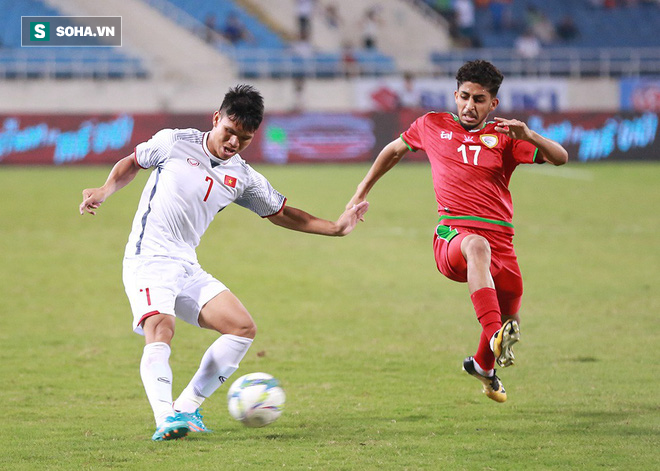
[187,158,200,167]
[224,175,237,188]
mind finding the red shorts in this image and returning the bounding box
[433,225,523,316]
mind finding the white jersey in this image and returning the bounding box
[124,128,286,263]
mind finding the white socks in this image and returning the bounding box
[140,342,174,426]
[173,334,253,413]
[473,358,494,378]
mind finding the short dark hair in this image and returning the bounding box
[456,60,504,97]
[219,84,265,132]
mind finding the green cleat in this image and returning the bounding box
[152,415,189,441]
[462,356,507,403]
[492,319,520,368]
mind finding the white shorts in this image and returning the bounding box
[122,257,228,335]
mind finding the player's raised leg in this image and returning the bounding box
[491,264,523,368]
[173,290,255,432]
[462,235,502,374]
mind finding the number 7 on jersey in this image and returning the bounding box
[203,176,214,202]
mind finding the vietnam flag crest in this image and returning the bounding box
[224,174,237,188]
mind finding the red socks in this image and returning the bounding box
[471,287,501,372]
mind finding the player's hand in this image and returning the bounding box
[79,188,106,216]
[493,117,533,141]
[335,201,369,235]
[345,193,368,221]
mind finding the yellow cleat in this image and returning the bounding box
[492,319,520,368]
[462,356,507,403]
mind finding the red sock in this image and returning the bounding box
[471,287,502,371]
[474,331,495,372]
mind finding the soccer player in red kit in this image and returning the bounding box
[347,60,568,402]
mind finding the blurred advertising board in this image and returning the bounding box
[0,113,208,165]
[0,111,657,165]
[620,78,660,112]
[353,77,568,112]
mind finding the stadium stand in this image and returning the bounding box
[426,0,660,77]
[147,0,398,78]
[1,0,657,113]
[247,0,451,74]
[0,0,148,79]
[470,0,660,49]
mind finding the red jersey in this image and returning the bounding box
[401,112,541,235]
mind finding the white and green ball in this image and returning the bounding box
[227,372,285,428]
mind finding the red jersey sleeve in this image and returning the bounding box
[401,113,429,152]
[509,138,541,164]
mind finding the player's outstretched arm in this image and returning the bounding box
[267,202,369,236]
[493,117,568,166]
[346,138,410,210]
[79,154,142,215]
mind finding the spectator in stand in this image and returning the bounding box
[398,72,422,109]
[556,15,580,42]
[361,7,382,50]
[296,0,317,42]
[292,76,306,112]
[221,12,252,45]
[323,2,342,29]
[203,14,218,44]
[514,29,541,59]
[489,0,513,32]
[429,0,454,22]
[341,41,358,77]
[524,6,556,44]
[454,0,480,47]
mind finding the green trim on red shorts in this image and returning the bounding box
[436,224,459,242]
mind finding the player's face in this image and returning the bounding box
[454,82,499,130]
[208,111,255,160]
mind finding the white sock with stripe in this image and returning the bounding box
[174,334,253,413]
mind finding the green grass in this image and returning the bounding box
[0,162,658,470]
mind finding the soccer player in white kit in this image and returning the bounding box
[79,85,369,441]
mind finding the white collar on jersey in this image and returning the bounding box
[203,131,232,167]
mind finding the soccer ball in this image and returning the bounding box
[227,372,285,428]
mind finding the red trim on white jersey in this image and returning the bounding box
[264,198,287,218]
[133,149,149,169]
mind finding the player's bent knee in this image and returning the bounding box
[234,320,257,339]
[463,235,491,260]
[221,318,256,339]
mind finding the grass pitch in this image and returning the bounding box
[0,162,658,470]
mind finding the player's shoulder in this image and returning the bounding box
[421,111,461,126]
[170,128,204,144]
[151,127,202,139]
[225,154,255,178]
[232,155,272,185]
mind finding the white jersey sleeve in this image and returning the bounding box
[134,129,176,168]
[234,166,286,217]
